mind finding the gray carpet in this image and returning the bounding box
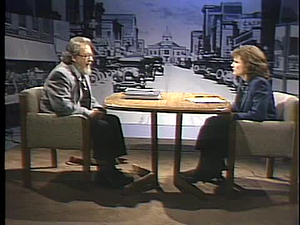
[5,138,299,225]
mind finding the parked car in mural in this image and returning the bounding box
[193,58,210,75]
[112,56,147,92]
[213,58,233,84]
[90,67,105,83]
[177,57,192,69]
[145,56,164,76]
[222,70,241,89]
[193,57,238,86]
[105,56,122,77]
[5,67,48,95]
[143,56,156,81]
[146,56,165,79]
[90,56,122,84]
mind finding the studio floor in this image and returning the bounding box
[5,138,299,225]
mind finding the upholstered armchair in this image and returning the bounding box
[226,91,299,204]
[19,87,91,188]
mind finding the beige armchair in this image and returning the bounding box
[226,91,299,204]
[19,87,91,188]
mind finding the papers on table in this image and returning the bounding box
[185,96,226,103]
[124,88,162,100]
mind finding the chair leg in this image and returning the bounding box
[21,146,31,188]
[82,148,91,181]
[289,164,298,204]
[225,153,236,193]
[266,157,274,178]
[51,148,58,168]
[225,124,236,195]
[289,139,299,204]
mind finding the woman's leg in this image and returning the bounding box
[195,115,231,159]
[186,115,232,182]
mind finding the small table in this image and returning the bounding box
[104,92,231,196]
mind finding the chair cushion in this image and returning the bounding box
[274,92,299,121]
[20,87,43,113]
[26,113,90,149]
[233,120,295,158]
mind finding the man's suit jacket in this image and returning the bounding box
[231,76,276,121]
[40,62,103,117]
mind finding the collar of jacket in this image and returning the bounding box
[68,64,84,81]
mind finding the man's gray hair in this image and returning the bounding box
[61,36,95,64]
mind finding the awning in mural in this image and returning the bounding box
[5,36,58,62]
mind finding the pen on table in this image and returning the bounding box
[193,95,217,98]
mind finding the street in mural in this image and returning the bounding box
[5,0,298,96]
[95,0,264,91]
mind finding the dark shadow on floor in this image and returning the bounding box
[6,168,292,223]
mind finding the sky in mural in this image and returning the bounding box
[98,0,261,48]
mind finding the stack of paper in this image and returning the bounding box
[124,88,162,100]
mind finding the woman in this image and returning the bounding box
[185,45,277,183]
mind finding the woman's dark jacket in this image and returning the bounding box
[231,76,276,121]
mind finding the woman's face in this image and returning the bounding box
[231,56,245,77]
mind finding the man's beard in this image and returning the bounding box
[84,66,92,75]
[76,65,92,75]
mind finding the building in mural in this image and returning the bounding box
[5,0,101,95]
[200,2,261,58]
[5,0,298,95]
[101,14,139,54]
[147,26,188,64]
[94,18,123,57]
[190,30,204,60]
[137,39,146,55]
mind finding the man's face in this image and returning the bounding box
[231,56,245,77]
[73,44,94,75]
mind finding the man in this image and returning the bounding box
[40,36,133,189]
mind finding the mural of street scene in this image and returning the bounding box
[5,0,299,134]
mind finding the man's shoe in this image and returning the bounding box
[65,156,98,166]
[95,170,124,189]
[113,167,134,186]
[115,157,128,165]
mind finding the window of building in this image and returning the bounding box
[164,50,169,55]
[19,15,26,28]
[32,17,39,30]
[68,0,80,24]
[5,12,12,24]
[43,19,50,34]
[226,36,232,45]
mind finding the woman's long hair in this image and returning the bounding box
[231,45,270,80]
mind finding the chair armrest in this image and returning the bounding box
[232,120,295,157]
[26,113,90,149]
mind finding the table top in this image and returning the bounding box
[104,92,231,114]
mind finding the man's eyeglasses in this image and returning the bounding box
[77,54,94,59]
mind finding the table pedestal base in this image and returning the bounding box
[123,164,159,194]
[174,173,208,199]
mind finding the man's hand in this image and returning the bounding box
[89,108,107,120]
